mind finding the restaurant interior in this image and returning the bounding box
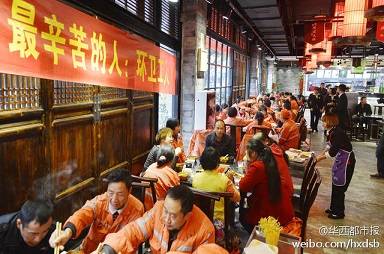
[0,0,384,253]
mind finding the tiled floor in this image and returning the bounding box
[304,120,384,253]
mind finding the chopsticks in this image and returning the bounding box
[54,222,62,254]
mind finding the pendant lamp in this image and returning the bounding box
[365,0,384,21]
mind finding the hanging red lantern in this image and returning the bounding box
[377,21,384,42]
[365,0,384,21]
[330,0,344,40]
[343,0,367,37]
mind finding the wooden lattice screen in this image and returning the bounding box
[0,73,40,111]
[53,81,94,105]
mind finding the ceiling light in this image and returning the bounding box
[168,0,179,2]
[258,47,262,50]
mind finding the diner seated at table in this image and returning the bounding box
[269,109,300,152]
[205,120,236,161]
[290,95,299,115]
[224,107,253,129]
[0,199,56,254]
[50,169,144,253]
[143,145,180,210]
[91,185,215,254]
[283,99,297,121]
[354,96,372,116]
[244,111,272,135]
[166,118,186,163]
[192,147,240,241]
[239,135,294,234]
[143,127,182,172]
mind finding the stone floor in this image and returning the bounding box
[304,121,384,253]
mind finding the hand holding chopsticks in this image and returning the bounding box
[53,222,62,254]
[49,221,73,253]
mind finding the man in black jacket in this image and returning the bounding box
[0,199,55,254]
[354,96,372,116]
[205,120,235,161]
[308,87,323,132]
[336,84,349,130]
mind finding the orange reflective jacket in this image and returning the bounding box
[103,201,215,254]
[278,119,300,151]
[143,163,180,210]
[65,193,144,253]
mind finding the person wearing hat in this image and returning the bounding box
[270,109,300,151]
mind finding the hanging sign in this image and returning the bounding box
[304,21,325,45]
[0,0,177,94]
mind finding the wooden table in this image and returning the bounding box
[244,226,301,254]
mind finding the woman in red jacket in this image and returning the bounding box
[239,136,294,233]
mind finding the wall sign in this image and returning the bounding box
[0,0,177,94]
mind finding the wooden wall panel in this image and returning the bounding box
[132,106,153,157]
[0,133,45,213]
[51,122,95,194]
[98,113,128,174]
[0,78,157,220]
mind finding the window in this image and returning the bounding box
[232,51,248,101]
[205,37,233,106]
[113,0,180,39]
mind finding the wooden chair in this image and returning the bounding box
[189,187,220,222]
[297,118,308,149]
[295,106,305,123]
[131,182,151,206]
[299,168,321,241]
[293,157,316,217]
[208,191,234,249]
[132,175,158,211]
[225,124,246,153]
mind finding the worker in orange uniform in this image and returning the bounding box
[91,185,215,254]
[166,118,186,163]
[143,144,180,210]
[49,169,144,254]
[270,109,300,151]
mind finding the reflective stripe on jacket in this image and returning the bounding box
[103,201,215,254]
[65,193,144,253]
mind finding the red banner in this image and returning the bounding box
[0,0,177,94]
[304,21,324,45]
[377,22,384,43]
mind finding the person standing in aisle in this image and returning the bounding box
[307,87,323,132]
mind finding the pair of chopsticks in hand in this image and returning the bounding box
[53,228,121,254]
[54,222,62,254]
